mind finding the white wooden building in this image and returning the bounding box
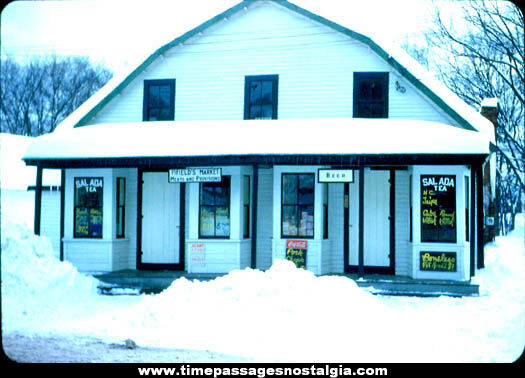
[23,0,496,289]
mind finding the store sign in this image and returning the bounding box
[421,175,456,243]
[420,251,457,272]
[190,243,206,267]
[169,168,222,183]
[318,169,354,183]
[285,240,307,269]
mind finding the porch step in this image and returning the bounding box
[355,279,479,297]
[94,270,225,294]
[94,270,479,297]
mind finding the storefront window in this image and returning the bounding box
[243,175,250,238]
[199,176,230,238]
[323,183,328,239]
[74,177,103,238]
[116,177,125,238]
[421,175,456,243]
[282,173,314,238]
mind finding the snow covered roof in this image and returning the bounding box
[23,119,490,161]
[51,0,495,145]
[1,133,60,189]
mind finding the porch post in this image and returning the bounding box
[358,166,364,277]
[34,165,43,235]
[179,183,186,270]
[476,161,484,269]
[60,168,65,261]
[470,166,476,277]
[343,182,349,272]
[251,164,258,269]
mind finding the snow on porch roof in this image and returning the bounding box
[23,118,490,161]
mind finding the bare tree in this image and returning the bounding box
[0,55,112,136]
[405,0,524,234]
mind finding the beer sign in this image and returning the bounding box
[318,169,354,183]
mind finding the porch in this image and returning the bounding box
[94,269,479,297]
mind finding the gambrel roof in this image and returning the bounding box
[51,0,494,144]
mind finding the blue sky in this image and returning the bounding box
[1,0,437,72]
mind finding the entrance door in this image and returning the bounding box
[363,170,391,268]
[140,171,182,268]
[348,170,393,274]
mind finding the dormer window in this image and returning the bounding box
[143,79,175,121]
[353,72,389,118]
[244,75,278,120]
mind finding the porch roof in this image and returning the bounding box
[23,118,490,163]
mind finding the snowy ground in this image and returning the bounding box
[1,215,524,363]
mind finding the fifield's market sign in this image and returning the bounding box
[169,168,222,183]
[420,251,457,272]
[285,240,307,269]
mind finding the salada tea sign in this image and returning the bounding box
[74,178,103,238]
[169,168,222,183]
[420,251,457,272]
[285,240,307,269]
[421,175,456,243]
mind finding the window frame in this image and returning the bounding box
[244,75,279,120]
[243,175,250,239]
[73,177,104,239]
[143,79,176,121]
[323,183,328,239]
[116,177,126,239]
[420,175,457,243]
[353,72,389,118]
[199,176,231,239]
[281,173,315,239]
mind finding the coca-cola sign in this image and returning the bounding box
[285,240,307,269]
[286,240,308,249]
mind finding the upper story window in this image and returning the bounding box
[244,75,278,120]
[143,79,175,121]
[353,72,389,118]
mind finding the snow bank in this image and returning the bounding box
[1,216,523,362]
[1,221,100,334]
[87,260,396,362]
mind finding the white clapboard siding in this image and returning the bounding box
[329,183,345,273]
[256,168,273,270]
[40,189,61,259]
[395,170,411,276]
[126,169,138,270]
[88,1,457,128]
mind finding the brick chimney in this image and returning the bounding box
[480,98,498,126]
[480,98,498,245]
